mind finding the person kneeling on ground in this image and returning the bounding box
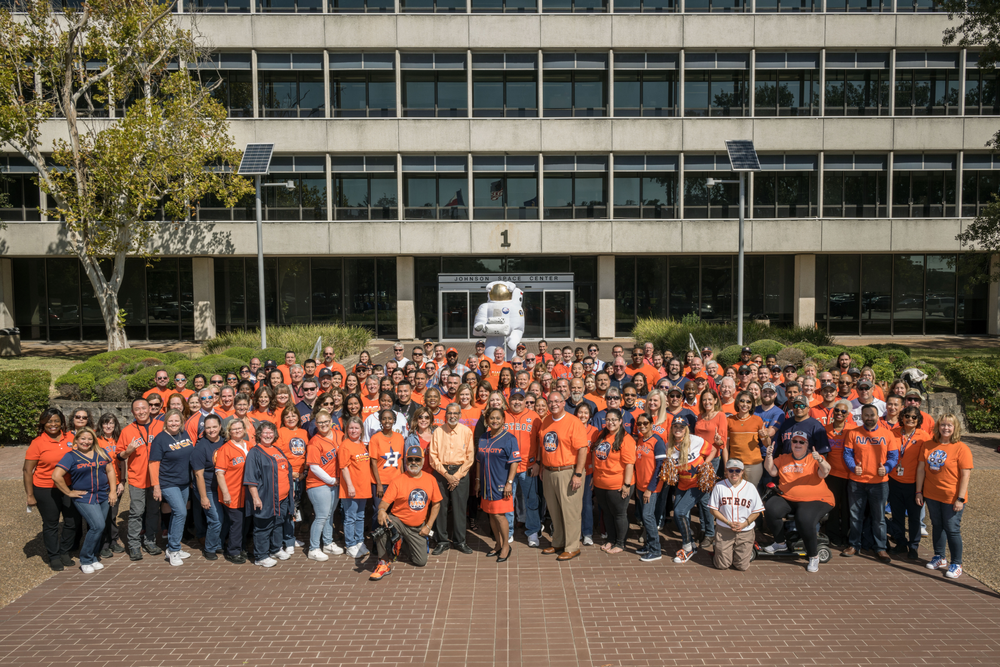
[707,459,763,571]
[370,445,443,581]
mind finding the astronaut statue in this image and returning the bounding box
[472,280,525,361]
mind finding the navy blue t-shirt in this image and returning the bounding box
[56,450,110,504]
[775,416,830,455]
[667,408,698,432]
[149,431,195,488]
[590,408,635,432]
[191,435,225,490]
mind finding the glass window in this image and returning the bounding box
[893,254,925,335]
[189,0,252,11]
[822,170,887,217]
[401,0,466,10]
[683,172,740,218]
[701,256,732,323]
[897,0,943,11]
[329,0,394,10]
[542,0,607,11]
[332,72,395,117]
[613,0,676,10]
[636,256,668,319]
[925,254,956,335]
[669,256,699,319]
[311,258,344,323]
[473,175,538,219]
[45,259,81,341]
[147,258,181,340]
[685,0,746,10]
[345,258,376,331]
[543,173,608,219]
[472,0,537,10]
[571,255,597,339]
[825,0,888,10]
[473,71,536,117]
[543,71,607,117]
[614,71,677,116]
[824,69,890,116]
[246,257,279,326]
[965,68,999,116]
[861,254,891,335]
[752,171,817,218]
[256,0,324,11]
[258,71,325,117]
[895,69,960,116]
[957,254,990,334]
[260,173,327,221]
[613,172,678,218]
[755,0,817,10]
[961,170,1000,217]
[684,71,749,117]
[415,257,440,339]
[828,254,860,335]
[0,173,41,221]
[198,70,253,117]
[404,175,469,219]
[402,72,467,117]
[334,174,397,220]
[763,254,794,324]
[276,258,310,325]
[754,70,819,116]
[11,258,46,340]
[215,258,247,331]
[614,256,635,336]
[376,257,397,338]
[892,170,956,218]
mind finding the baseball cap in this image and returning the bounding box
[476,340,485,347]
[405,444,424,459]
[791,396,809,407]
[738,365,753,373]
[726,459,745,470]
[790,431,809,442]
[741,346,752,354]
[516,343,526,350]
[264,360,277,368]
[820,381,836,390]
[784,362,797,371]
[510,389,526,399]
[666,386,683,396]
[318,368,333,377]
[904,388,923,399]
[446,347,458,355]
[671,416,688,427]
[761,382,777,392]
[856,379,874,390]
[848,366,862,376]
[701,346,712,353]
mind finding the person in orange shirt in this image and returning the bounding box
[24,408,78,571]
[503,389,541,546]
[916,414,972,579]
[172,372,195,400]
[360,375,381,420]
[276,405,308,552]
[590,409,636,555]
[823,399,855,547]
[214,418,253,564]
[115,398,165,560]
[244,422,294,568]
[627,347,659,390]
[842,404,899,562]
[887,405,932,560]
[810,381,853,427]
[143,369,173,405]
[319,346,347,382]
[370,411,407,501]
[693,389,727,549]
[903,389,936,436]
[338,416,374,559]
[277,350,297,385]
[724,391,766,485]
[586,371,610,411]
[761,432,835,572]
[530,391,589,561]
[633,415,667,562]
[304,410,343,561]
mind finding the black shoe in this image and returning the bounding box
[485,548,500,558]
[49,559,64,572]
[100,547,113,559]
[908,548,920,560]
[129,548,143,561]
[202,550,218,561]
[109,540,125,553]
[59,554,74,566]
[224,552,247,564]
[142,542,162,556]
[431,543,451,556]
[497,545,512,563]
[455,542,474,555]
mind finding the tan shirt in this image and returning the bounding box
[429,423,475,479]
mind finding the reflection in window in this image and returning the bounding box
[893,254,925,335]
[825,0,887,11]
[401,0,466,10]
[198,70,254,117]
[613,173,678,219]
[754,70,819,116]
[861,254,891,335]
[892,170,956,218]
[684,71,749,117]
[402,72,467,117]
[824,69,890,116]
[189,0,251,10]
[753,171,817,218]
[332,72,395,117]
[964,67,999,115]
[925,254,956,335]
[614,0,676,10]
[542,0,607,11]
[543,173,607,219]
[894,69,960,116]
[404,175,468,219]
[473,71,537,117]
[754,0,817,10]
[334,175,397,220]
[684,0,746,11]
[683,172,739,218]
[258,71,324,117]
[258,174,327,221]
[471,0,537,10]
[614,71,678,116]
[473,175,538,219]
[822,170,887,218]
[0,173,41,221]
[329,0,394,9]
[961,170,1000,217]
[828,254,860,335]
[257,0,324,11]
[543,71,607,117]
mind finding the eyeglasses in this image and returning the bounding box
[413,352,423,356]
[726,469,743,474]
[831,408,848,415]
[607,396,620,401]
[636,421,651,427]
[622,392,636,398]
[902,415,919,420]
[211,380,223,385]
[320,401,335,406]
[175,376,186,382]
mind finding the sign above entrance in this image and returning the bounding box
[438,273,574,291]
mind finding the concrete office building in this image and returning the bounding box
[2,2,999,343]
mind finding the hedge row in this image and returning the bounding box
[632,317,833,357]
[945,357,1000,433]
[202,324,371,360]
[0,370,51,445]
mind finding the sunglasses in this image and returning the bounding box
[622,393,636,398]
[906,397,921,402]
[902,414,919,420]
[726,469,743,474]
[211,380,224,385]
[320,401,335,406]
[156,377,168,381]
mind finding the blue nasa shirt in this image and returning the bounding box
[476,431,520,501]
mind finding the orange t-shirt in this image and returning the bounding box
[249,409,275,424]
[305,432,341,490]
[380,472,443,527]
[214,405,235,420]
[920,440,973,504]
[535,413,590,469]
[213,440,253,508]
[504,409,540,473]
[259,444,291,501]
[726,414,764,466]
[551,364,573,381]
[720,401,737,416]
[666,437,714,491]
[321,361,347,381]
[276,426,308,476]
[585,392,607,412]
[845,425,900,484]
[694,412,729,453]
[489,362,512,386]
[583,423,600,475]
[627,363,659,391]
[825,424,854,480]
[369,431,406,489]
[410,389,425,405]
[337,439,373,499]
[360,396,380,420]
[888,428,931,484]
[26,433,75,488]
[591,433,637,491]
[810,405,857,428]
[143,386,172,404]
[115,420,164,488]
[277,364,293,385]
[635,433,666,493]
[774,453,835,505]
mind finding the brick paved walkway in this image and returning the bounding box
[1,526,999,667]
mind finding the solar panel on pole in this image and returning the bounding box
[725,140,761,172]
[238,143,274,175]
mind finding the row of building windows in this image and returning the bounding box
[189,51,998,119]
[5,153,998,222]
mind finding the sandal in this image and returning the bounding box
[608,546,624,555]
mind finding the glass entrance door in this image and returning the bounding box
[438,286,574,340]
[543,290,573,339]
[440,291,469,339]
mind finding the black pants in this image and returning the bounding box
[764,496,832,558]
[225,506,247,557]
[825,475,849,543]
[888,478,922,550]
[33,485,78,561]
[593,487,629,548]
[433,470,470,545]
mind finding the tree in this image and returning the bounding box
[941,0,1000,279]
[0,0,252,349]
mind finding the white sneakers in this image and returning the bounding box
[177,550,191,559]
[527,533,540,548]
[323,543,345,555]
[80,564,95,574]
[356,543,370,557]
[283,545,295,556]
[807,556,820,573]
[346,544,360,559]
[275,548,291,560]
[308,549,329,561]
[763,542,787,554]
[508,535,514,544]
[167,551,183,566]
[256,557,277,568]
[91,561,105,571]
[347,544,369,559]
[295,539,305,547]
[582,536,594,546]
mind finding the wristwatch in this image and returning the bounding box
[958,497,966,503]
[573,472,583,478]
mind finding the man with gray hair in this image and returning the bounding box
[564,377,597,417]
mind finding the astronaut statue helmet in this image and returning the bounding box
[489,282,512,301]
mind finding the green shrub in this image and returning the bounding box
[846,345,880,368]
[749,339,784,358]
[818,346,846,357]
[777,347,807,368]
[202,325,371,359]
[870,343,912,357]
[97,377,130,402]
[871,359,897,384]
[194,355,246,376]
[793,342,820,357]
[944,357,1000,432]
[879,349,913,375]
[0,370,51,444]
[717,345,742,368]
[219,346,257,363]
[632,318,832,356]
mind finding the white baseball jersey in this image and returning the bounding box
[708,478,764,532]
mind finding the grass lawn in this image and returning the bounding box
[0,355,89,397]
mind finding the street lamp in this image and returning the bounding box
[704,140,761,346]
[237,143,295,350]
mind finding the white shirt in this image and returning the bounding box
[362,411,409,443]
[850,397,886,422]
[708,478,764,533]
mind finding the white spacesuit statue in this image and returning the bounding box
[472,280,525,361]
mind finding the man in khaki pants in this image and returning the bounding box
[530,392,589,561]
[707,460,763,571]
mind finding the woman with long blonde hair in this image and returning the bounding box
[664,417,714,564]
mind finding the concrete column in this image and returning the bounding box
[397,256,416,340]
[0,258,13,329]
[597,254,616,339]
[793,254,816,329]
[989,254,1000,337]
[192,257,216,341]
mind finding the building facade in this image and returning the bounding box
[2,2,999,341]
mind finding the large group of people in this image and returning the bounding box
[24,340,973,581]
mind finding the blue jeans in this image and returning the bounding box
[507,471,540,539]
[282,478,305,547]
[637,491,660,557]
[160,486,189,554]
[926,498,964,564]
[581,474,594,538]
[848,480,888,550]
[673,487,703,547]
[342,497,367,548]
[74,500,108,566]
[696,458,720,539]
[887,478,921,550]
[202,490,225,554]
[307,484,339,552]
